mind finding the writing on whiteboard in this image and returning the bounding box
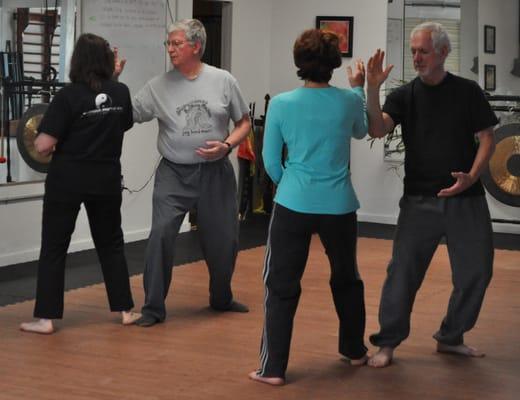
[88,0,164,30]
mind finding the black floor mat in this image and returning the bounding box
[0,214,517,307]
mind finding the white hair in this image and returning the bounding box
[411,21,452,54]
[168,19,207,57]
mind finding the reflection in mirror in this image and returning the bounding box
[387,0,465,85]
[386,0,520,210]
[0,0,71,185]
[387,0,519,93]
[477,0,520,127]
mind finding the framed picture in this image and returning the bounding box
[484,25,495,54]
[316,16,354,57]
[484,64,496,91]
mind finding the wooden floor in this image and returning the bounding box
[0,237,518,400]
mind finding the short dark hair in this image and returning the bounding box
[293,29,342,83]
[69,33,114,92]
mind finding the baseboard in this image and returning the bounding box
[491,222,520,234]
[0,222,191,268]
[358,212,520,234]
[357,212,398,225]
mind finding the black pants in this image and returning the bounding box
[34,190,134,319]
[257,204,367,379]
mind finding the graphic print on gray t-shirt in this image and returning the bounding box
[176,100,213,136]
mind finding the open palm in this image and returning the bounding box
[113,47,126,79]
[367,49,393,87]
[347,59,366,88]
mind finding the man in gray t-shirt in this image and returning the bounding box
[133,61,249,164]
[118,19,251,327]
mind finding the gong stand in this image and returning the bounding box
[486,94,520,113]
[483,95,520,224]
[1,78,65,182]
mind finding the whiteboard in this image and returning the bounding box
[81,0,168,94]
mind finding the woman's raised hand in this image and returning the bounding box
[113,47,127,79]
[347,59,366,88]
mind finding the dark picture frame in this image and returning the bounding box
[316,16,354,57]
[484,25,496,54]
[484,64,496,91]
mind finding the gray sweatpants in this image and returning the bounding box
[370,195,493,348]
[141,157,239,321]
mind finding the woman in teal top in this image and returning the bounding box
[249,29,368,386]
[263,82,367,213]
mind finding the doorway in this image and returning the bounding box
[193,0,232,71]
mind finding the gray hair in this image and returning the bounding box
[411,21,451,54]
[168,19,207,57]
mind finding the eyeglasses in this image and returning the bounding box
[164,40,187,49]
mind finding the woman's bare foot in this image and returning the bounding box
[248,371,285,386]
[367,347,394,368]
[437,343,485,357]
[20,319,54,334]
[122,310,142,326]
[348,354,369,366]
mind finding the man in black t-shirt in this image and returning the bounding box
[365,22,497,367]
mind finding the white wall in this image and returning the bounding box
[229,0,273,110]
[267,0,402,225]
[269,0,387,94]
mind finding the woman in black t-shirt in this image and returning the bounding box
[20,33,140,334]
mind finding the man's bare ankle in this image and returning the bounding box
[367,347,394,368]
[437,342,485,357]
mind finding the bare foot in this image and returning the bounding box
[348,354,369,366]
[367,347,394,368]
[20,319,54,334]
[248,371,285,386]
[437,343,485,357]
[122,311,142,326]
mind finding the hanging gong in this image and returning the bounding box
[481,123,520,207]
[16,103,51,173]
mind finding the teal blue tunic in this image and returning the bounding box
[262,86,367,214]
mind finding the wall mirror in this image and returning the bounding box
[386,0,520,209]
[0,0,75,186]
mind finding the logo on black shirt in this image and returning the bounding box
[95,93,112,109]
[81,93,123,118]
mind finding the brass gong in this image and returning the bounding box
[16,103,51,173]
[481,123,520,207]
